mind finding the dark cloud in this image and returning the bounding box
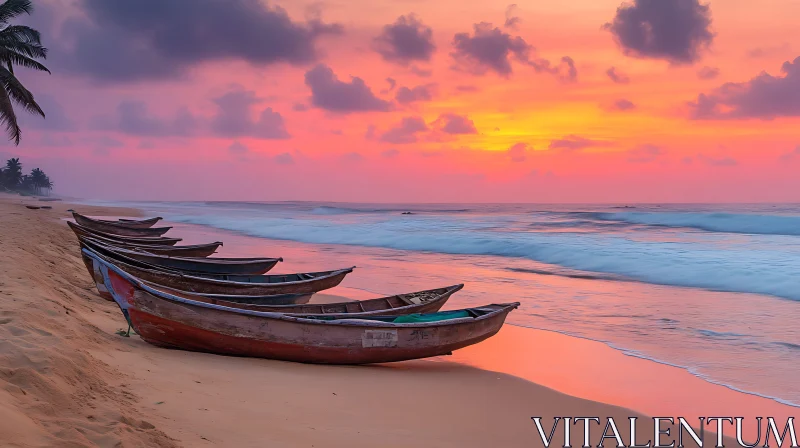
[386,78,397,91]
[697,66,720,80]
[688,56,800,119]
[228,141,249,154]
[604,0,714,64]
[433,114,477,134]
[608,99,637,111]
[382,149,400,158]
[374,15,436,65]
[507,142,530,162]
[504,4,521,30]
[138,140,156,149]
[395,84,437,104]
[95,101,196,137]
[606,67,630,84]
[304,65,392,113]
[292,103,309,112]
[549,135,605,151]
[379,117,428,144]
[211,87,290,139]
[451,23,577,81]
[451,23,532,76]
[627,144,663,163]
[275,152,295,165]
[44,0,342,83]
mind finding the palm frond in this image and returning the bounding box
[0,35,47,59]
[0,85,20,145]
[0,25,41,44]
[0,49,49,72]
[0,64,44,117]
[0,0,33,24]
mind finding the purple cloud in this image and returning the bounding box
[211,88,290,139]
[228,141,248,154]
[433,114,478,134]
[609,99,637,111]
[275,152,295,165]
[95,101,196,137]
[698,154,737,166]
[374,15,436,65]
[779,146,800,162]
[304,65,392,113]
[604,0,715,64]
[507,143,530,162]
[697,66,720,80]
[606,67,630,84]
[455,85,480,93]
[451,23,577,81]
[627,144,664,163]
[395,84,437,104]
[382,149,400,158]
[689,56,800,119]
[47,0,343,83]
[504,4,521,30]
[379,117,429,144]
[342,152,364,162]
[549,135,606,151]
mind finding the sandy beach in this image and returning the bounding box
[0,193,792,447]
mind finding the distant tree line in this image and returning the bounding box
[0,157,53,195]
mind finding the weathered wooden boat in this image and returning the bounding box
[87,249,458,315]
[89,241,282,275]
[79,235,221,257]
[82,247,354,303]
[73,212,172,237]
[67,221,183,246]
[95,251,518,364]
[116,217,163,228]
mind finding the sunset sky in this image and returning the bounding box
[2,0,799,202]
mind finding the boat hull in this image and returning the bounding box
[101,263,516,364]
[115,217,163,228]
[73,212,172,237]
[68,221,182,245]
[82,249,352,302]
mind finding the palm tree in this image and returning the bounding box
[29,166,42,192]
[0,0,49,145]
[4,156,21,187]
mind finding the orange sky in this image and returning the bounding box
[2,0,799,202]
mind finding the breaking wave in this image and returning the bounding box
[165,213,800,301]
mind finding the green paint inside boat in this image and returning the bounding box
[391,310,471,323]
[302,309,473,323]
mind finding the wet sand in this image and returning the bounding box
[0,194,788,447]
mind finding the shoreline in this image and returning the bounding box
[0,194,790,447]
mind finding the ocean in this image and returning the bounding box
[83,201,800,407]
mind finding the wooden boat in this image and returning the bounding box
[82,247,353,303]
[87,240,281,275]
[95,252,518,364]
[25,205,40,209]
[87,249,458,315]
[68,221,182,246]
[79,235,221,257]
[72,212,172,237]
[116,217,163,228]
